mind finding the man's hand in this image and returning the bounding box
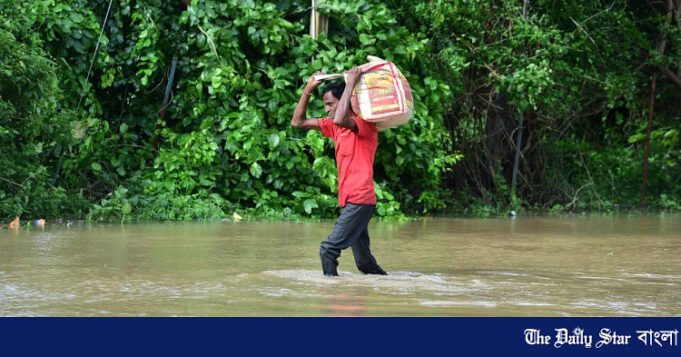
[332,67,362,132]
[305,71,325,94]
[291,71,324,131]
[345,67,362,86]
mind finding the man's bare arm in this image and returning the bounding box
[291,72,323,130]
[333,67,361,132]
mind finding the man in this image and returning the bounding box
[291,68,387,277]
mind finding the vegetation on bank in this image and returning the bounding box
[1,0,679,224]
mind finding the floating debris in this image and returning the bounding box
[232,212,243,222]
[8,216,20,230]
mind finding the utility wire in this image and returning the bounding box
[55,0,113,186]
[76,0,114,113]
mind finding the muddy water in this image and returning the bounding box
[1,215,679,316]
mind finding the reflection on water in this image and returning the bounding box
[1,215,680,316]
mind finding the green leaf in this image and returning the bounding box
[303,199,318,214]
[250,162,262,178]
[268,133,280,147]
[92,163,102,172]
[359,33,375,45]
[627,133,645,144]
[376,205,386,216]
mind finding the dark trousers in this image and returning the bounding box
[319,203,386,276]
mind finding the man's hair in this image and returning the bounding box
[322,81,345,100]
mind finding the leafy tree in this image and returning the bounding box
[1,0,679,222]
[0,1,82,221]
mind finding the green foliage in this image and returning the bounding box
[1,0,458,221]
[390,0,681,213]
[0,1,81,221]
[1,0,680,222]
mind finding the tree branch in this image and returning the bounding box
[644,0,662,15]
[651,0,681,90]
[675,0,681,77]
[655,0,674,54]
[659,65,681,90]
[675,0,681,30]
[0,176,22,188]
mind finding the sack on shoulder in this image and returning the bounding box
[314,56,414,130]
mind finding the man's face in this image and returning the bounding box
[323,91,339,118]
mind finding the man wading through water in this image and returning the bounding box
[291,68,387,277]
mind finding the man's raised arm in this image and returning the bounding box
[333,67,361,132]
[291,72,323,130]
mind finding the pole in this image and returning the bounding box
[510,111,524,196]
[642,71,657,209]
[310,0,317,39]
[510,0,529,199]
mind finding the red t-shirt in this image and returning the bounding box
[319,116,378,207]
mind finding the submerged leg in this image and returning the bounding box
[319,204,375,276]
[351,228,387,275]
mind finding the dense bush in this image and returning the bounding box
[1,0,679,223]
[2,0,456,221]
[0,2,87,221]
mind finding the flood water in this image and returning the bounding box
[1,215,680,316]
